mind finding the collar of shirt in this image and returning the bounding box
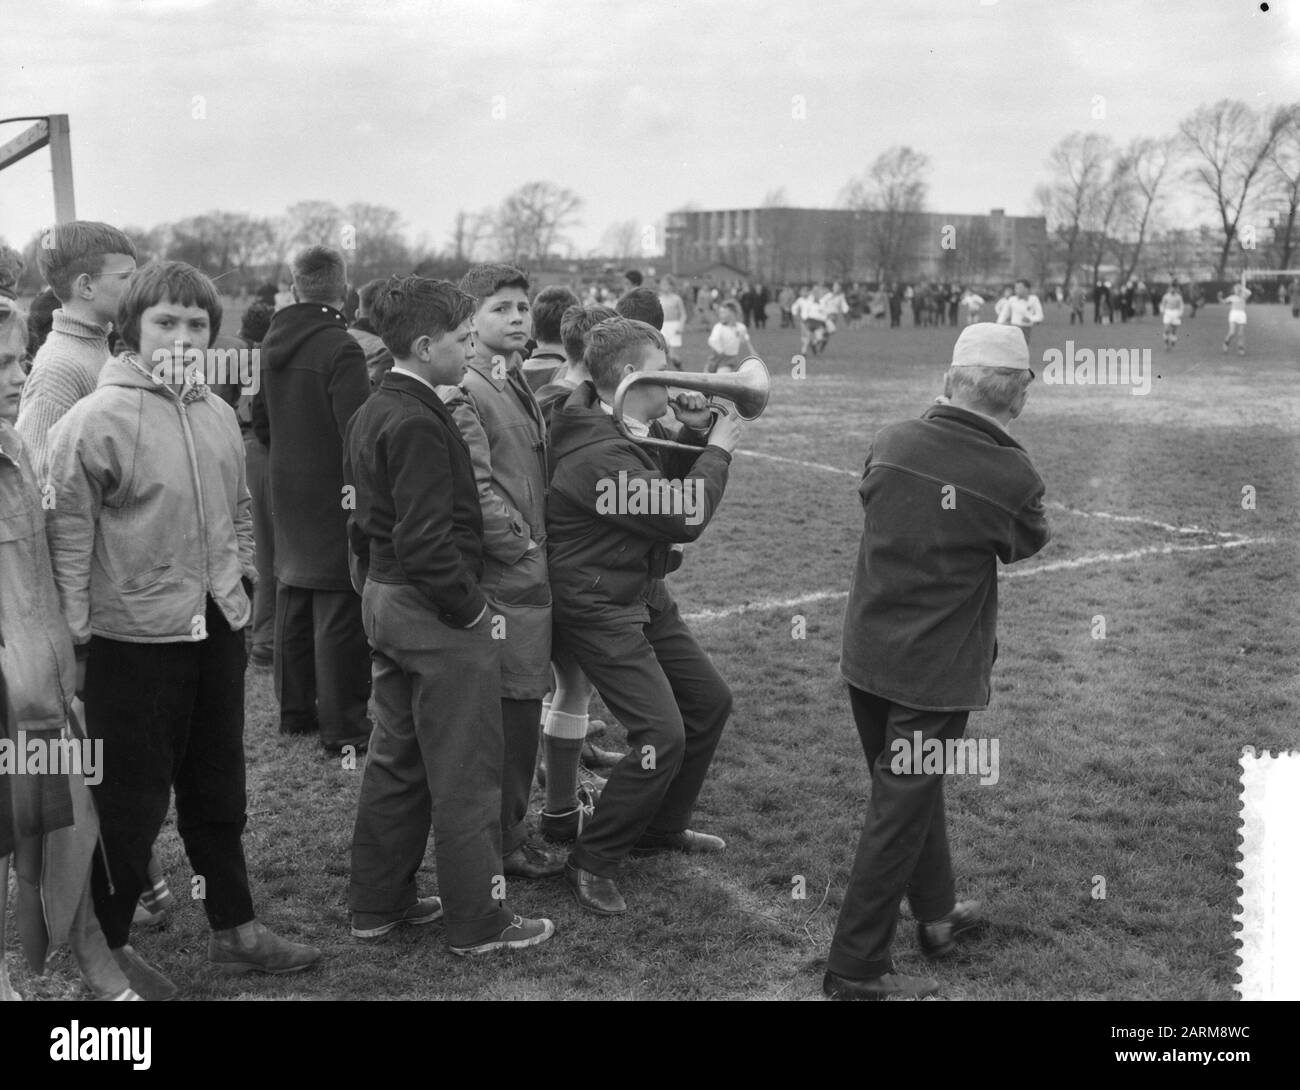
[599,398,650,438]
[390,364,440,395]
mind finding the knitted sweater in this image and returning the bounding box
[15,310,111,480]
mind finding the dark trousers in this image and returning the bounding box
[274,584,371,746]
[500,698,541,854]
[244,435,276,655]
[557,591,731,878]
[349,582,513,948]
[85,597,255,949]
[826,685,967,980]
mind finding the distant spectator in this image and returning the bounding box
[623,269,643,291]
[26,288,60,360]
[523,285,579,392]
[255,246,372,753]
[350,278,395,391]
[657,276,688,369]
[238,300,276,669]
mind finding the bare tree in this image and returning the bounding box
[341,202,410,280]
[493,181,583,265]
[1037,132,1109,290]
[283,200,345,251]
[841,146,930,281]
[1179,99,1292,279]
[1081,142,1133,286]
[1266,105,1300,269]
[1116,136,1175,282]
[598,219,641,259]
[448,207,495,263]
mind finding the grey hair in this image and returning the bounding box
[945,365,1032,415]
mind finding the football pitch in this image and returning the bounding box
[14,302,1297,1001]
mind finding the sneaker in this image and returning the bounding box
[917,899,984,958]
[351,896,444,939]
[448,915,555,956]
[208,920,322,975]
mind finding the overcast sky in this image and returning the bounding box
[3,0,1299,257]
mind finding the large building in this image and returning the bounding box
[664,206,1047,286]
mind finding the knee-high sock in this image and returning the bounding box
[542,711,588,812]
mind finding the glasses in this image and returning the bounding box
[90,269,135,281]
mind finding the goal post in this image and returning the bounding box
[0,114,76,223]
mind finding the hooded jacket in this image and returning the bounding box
[255,302,369,590]
[546,381,731,626]
[839,403,1050,711]
[44,353,254,643]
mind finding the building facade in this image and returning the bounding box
[664,206,1047,286]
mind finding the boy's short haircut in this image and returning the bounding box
[532,285,581,343]
[584,316,667,392]
[624,269,643,287]
[37,221,138,303]
[26,288,59,358]
[370,275,476,359]
[1015,278,1031,290]
[292,245,348,303]
[560,303,617,364]
[116,261,223,355]
[459,263,529,305]
[718,300,741,319]
[615,287,664,330]
[358,277,388,316]
[238,300,275,344]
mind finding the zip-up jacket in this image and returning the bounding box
[44,353,255,644]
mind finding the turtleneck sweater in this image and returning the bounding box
[16,309,111,479]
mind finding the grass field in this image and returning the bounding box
[8,300,1299,1001]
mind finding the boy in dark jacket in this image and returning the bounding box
[547,317,744,915]
[255,246,371,753]
[824,323,1050,1001]
[343,276,553,956]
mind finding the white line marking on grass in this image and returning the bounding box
[682,537,1275,624]
[737,448,859,478]
[1043,501,1246,541]
[737,449,1248,540]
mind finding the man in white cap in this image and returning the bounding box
[823,323,1051,1001]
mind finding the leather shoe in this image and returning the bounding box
[631,828,726,856]
[502,841,566,879]
[580,737,624,772]
[208,920,322,974]
[111,945,177,1001]
[564,860,626,915]
[917,900,983,958]
[822,969,939,1001]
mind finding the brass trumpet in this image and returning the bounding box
[611,355,771,453]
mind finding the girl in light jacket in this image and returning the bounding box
[44,262,320,999]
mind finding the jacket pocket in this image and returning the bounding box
[119,562,174,592]
[483,543,551,607]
